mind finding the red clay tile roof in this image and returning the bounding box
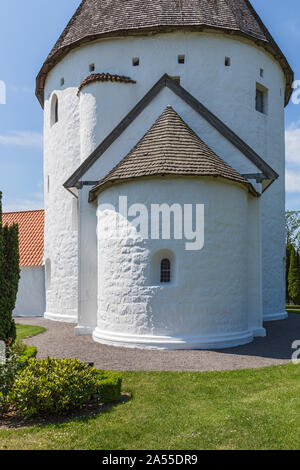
[89,106,258,201]
[36,0,293,107]
[78,73,136,95]
[2,210,44,267]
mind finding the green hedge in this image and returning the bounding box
[95,370,122,404]
[0,345,37,415]
[286,305,300,309]
[19,346,37,364]
[9,358,122,417]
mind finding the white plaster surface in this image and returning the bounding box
[93,178,263,349]
[43,30,287,335]
[13,267,45,318]
[43,88,81,323]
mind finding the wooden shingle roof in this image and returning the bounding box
[89,106,257,201]
[36,0,293,107]
[2,210,44,267]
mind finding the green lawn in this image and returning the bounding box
[15,323,45,341]
[287,309,300,315]
[1,363,300,450]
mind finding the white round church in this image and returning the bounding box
[36,0,293,349]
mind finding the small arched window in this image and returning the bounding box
[161,259,171,283]
[50,94,59,126]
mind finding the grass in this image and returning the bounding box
[1,363,300,450]
[15,323,45,341]
[286,309,300,314]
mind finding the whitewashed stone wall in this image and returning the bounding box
[43,87,80,322]
[93,178,264,349]
[44,30,287,327]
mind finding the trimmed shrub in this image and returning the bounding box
[288,247,300,305]
[0,344,37,415]
[0,351,21,415]
[19,346,37,364]
[10,358,122,417]
[95,370,122,404]
[0,352,20,398]
[0,192,20,348]
[10,340,37,365]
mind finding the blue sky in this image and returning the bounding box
[0,0,299,212]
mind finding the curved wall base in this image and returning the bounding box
[44,312,77,324]
[263,311,288,322]
[93,328,254,350]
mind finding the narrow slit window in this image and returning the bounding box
[54,99,58,123]
[132,57,140,66]
[260,68,264,78]
[178,55,185,64]
[255,84,268,114]
[161,259,171,283]
[50,94,59,126]
[225,57,231,67]
[89,63,95,72]
[60,78,65,86]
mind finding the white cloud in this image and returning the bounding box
[285,126,300,165]
[286,170,300,193]
[0,131,43,149]
[286,188,300,210]
[3,197,44,213]
[285,123,300,198]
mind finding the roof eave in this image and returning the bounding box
[89,174,260,203]
[36,24,294,108]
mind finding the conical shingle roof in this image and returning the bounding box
[89,106,257,201]
[36,0,293,107]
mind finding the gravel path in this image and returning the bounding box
[18,315,300,372]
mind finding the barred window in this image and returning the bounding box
[160,259,171,283]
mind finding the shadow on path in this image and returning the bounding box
[18,314,300,372]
